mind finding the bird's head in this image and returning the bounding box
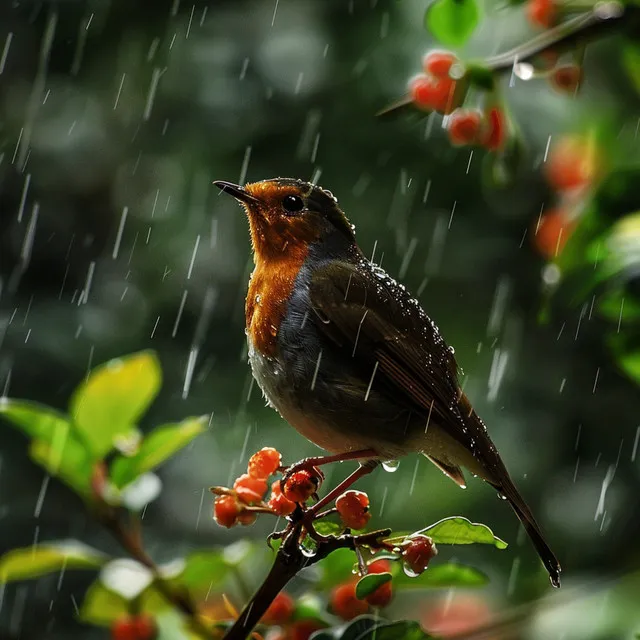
[213,178,356,263]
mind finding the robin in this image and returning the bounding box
[214,177,561,587]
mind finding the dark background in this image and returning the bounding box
[0,0,638,638]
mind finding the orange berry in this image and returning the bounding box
[364,581,393,608]
[111,617,137,640]
[526,0,556,28]
[481,107,506,151]
[336,490,371,530]
[213,495,241,528]
[409,75,456,114]
[233,473,268,505]
[533,209,575,258]
[545,137,598,191]
[331,581,369,620]
[237,510,257,526]
[282,470,320,503]
[551,64,582,93]
[268,492,296,516]
[402,535,437,576]
[132,615,157,640]
[367,558,392,574]
[447,109,483,146]
[289,621,324,640]
[423,50,457,78]
[248,447,282,479]
[262,591,295,625]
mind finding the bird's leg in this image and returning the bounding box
[279,448,378,488]
[308,459,380,516]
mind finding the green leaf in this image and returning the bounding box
[317,548,358,590]
[598,289,640,323]
[29,433,94,496]
[416,516,507,549]
[179,550,229,595]
[356,620,433,640]
[355,572,392,599]
[0,541,106,583]
[80,580,170,626]
[313,617,433,640]
[70,351,161,459]
[609,333,640,384]
[0,400,72,444]
[313,521,344,537]
[425,0,480,47]
[396,562,488,588]
[623,43,640,96]
[110,416,207,488]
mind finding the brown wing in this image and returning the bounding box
[308,259,477,455]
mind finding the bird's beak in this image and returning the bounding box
[213,180,261,205]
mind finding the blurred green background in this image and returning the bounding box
[1,0,639,638]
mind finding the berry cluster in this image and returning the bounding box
[111,614,157,640]
[533,135,600,258]
[212,448,327,528]
[409,50,507,151]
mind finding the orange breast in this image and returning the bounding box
[246,249,308,357]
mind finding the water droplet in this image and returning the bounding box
[382,459,399,472]
[497,492,507,501]
[402,561,421,578]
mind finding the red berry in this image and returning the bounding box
[213,495,241,528]
[331,581,369,620]
[447,109,483,146]
[367,558,392,574]
[402,535,437,576]
[132,615,157,640]
[364,581,393,608]
[409,75,456,114]
[262,591,295,625]
[481,107,506,151]
[268,492,297,516]
[248,447,282,479]
[233,473,268,505]
[551,64,582,93]
[533,209,575,258]
[545,137,598,191]
[423,50,457,78]
[111,617,137,640]
[336,490,371,530]
[237,510,257,526]
[282,470,320,503]
[526,0,556,28]
[289,621,324,640]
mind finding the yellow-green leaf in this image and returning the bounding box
[110,416,207,489]
[29,433,94,496]
[416,516,507,549]
[0,542,106,583]
[0,399,72,445]
[70,351,161,459]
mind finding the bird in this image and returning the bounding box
[214,177,561,587]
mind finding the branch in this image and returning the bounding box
[485,3,632,72]
[377,3,639,117]
[223,527,392,640]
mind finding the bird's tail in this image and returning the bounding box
[492,473,561,588]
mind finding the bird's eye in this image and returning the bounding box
[282,195,304,215]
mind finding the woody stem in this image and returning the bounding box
[222,527,391,640]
